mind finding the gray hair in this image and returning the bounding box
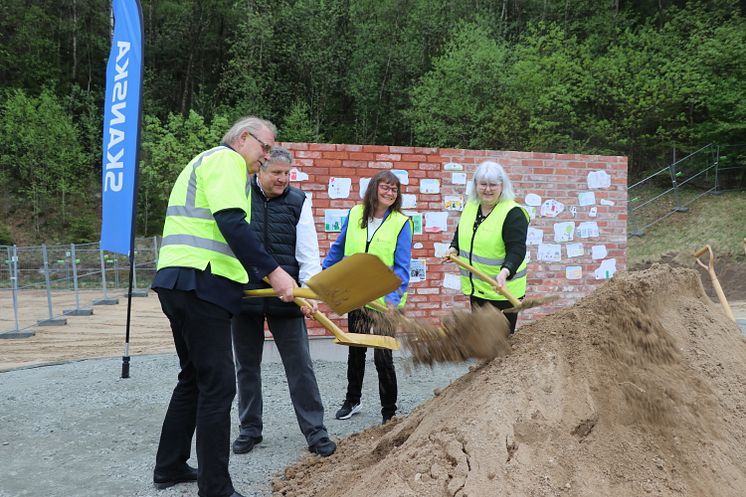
[221,116,277,145]
[260,145,293,170]
[468,160,516,202]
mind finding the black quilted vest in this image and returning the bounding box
[241,175,306,317]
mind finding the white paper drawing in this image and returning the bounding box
[587,170,611,189]
[566,266,582,280]
[413,242,423,250]
[289,168,308,181]
[589,206,598,217]
[404,212,423,235]
[594,258,617,280]
[443,273,461,290]
[391,169,410,185]
[566,243,584,258]
[444,162,463,171]
[401,194,417,209]
[305,192,313,205]
[600,198,615,206]
[578,191,596,206]
[444,195,464,211]
[328,177,351,199]
[524,193,542,206]
[420,179,440,194]
[526,227,544,246]
[524,205,537,219]
[591,245,608,260]
[359,178,371,198]
[553,222,575,242]
[452,173,467,185]
[541,199,565,218]
[324,209,348,232]
[577,221,600,238]
[424,211,448,232]
[434,242,451,258]
[537,243,562,262]
[410,259,427,283]
[466,181,474,197]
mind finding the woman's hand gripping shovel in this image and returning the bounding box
[244,253,401,350]
[445,254,557,312]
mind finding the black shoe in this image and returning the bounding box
[335,400,362,420]
[308,437,337,457]
[153,464,198,489]
[382,414,394,425]
[232,434,263,454]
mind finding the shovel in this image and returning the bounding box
[446,255,557,312]
[694,245,735,322]
[245,253,401,315]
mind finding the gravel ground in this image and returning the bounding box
[0,353,468,497]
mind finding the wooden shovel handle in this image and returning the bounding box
[447,255,522,308]
[244,287,320,300]
[293,296,348,338]
[693,245,735,322]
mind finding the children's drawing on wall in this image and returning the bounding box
[594,258,617,279]
[433,242,450,258]
[578,191,596,206]
[410,259,427,283]
[328,177,351,199]
[553,221,575,242]
[524,193,542,206]
[591,245,608,260]
[451,173,467,185]
[392,169,410,185]
[289,168,308,181]
[600,198,615,206]
[541,199,565,218]
[424,211,448,232]
[565,266,582,280]
[404,212,423,235]
[587,170,611,189]
[569,206,577,218]
[589,206,598,217]
[401,194,416,209]
[443,162,463,171]
[578,221,600,238]
[359,178,370,199]
[537,243,562,262]
[323,209,348,232]
[443,273,461,290]
[566,243,584,258]
[420,179,440,194]
[526,227,543,246]
[444,195,464,211]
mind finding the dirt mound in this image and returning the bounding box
[271,265,746,497]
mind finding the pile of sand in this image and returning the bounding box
[271,265,746,497]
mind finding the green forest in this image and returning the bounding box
[0,0,744,244]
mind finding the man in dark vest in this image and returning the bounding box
[231,146,336,457]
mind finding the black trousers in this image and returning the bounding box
[155,288,236,497]
[345,309,397,418]
[470,295,519,334]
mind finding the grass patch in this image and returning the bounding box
[627,190,746,266]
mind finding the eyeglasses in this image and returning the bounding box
[477,181,502,190]
[248,132,272,154]
[378,184,398,194]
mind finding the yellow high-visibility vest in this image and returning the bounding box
[343,204,410,309]
[157,146,252,283]
[457,200,529,300]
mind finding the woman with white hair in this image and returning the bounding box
[447,160,529,333]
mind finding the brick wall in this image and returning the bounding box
[277,143,627,337]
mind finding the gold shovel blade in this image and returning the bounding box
[306,253,402,315]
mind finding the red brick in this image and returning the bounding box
[309,143,336,151]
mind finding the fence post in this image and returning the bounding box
[0,245,34,338]
[128,246,148,297]
[669,145,689,213]
[37,243,66,326]
[93,245,119,305]
[63,243,93,316]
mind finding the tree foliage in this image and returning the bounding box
[0,0,744,241]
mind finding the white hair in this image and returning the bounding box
[221,116,277,145]
[468,160,515,202]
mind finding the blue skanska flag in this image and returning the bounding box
[100,0,144,255]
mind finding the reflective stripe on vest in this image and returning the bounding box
[456,200,529,300]
[343,204,410,310]
[157,146,252,283]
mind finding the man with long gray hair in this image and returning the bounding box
[151,116,296,497]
